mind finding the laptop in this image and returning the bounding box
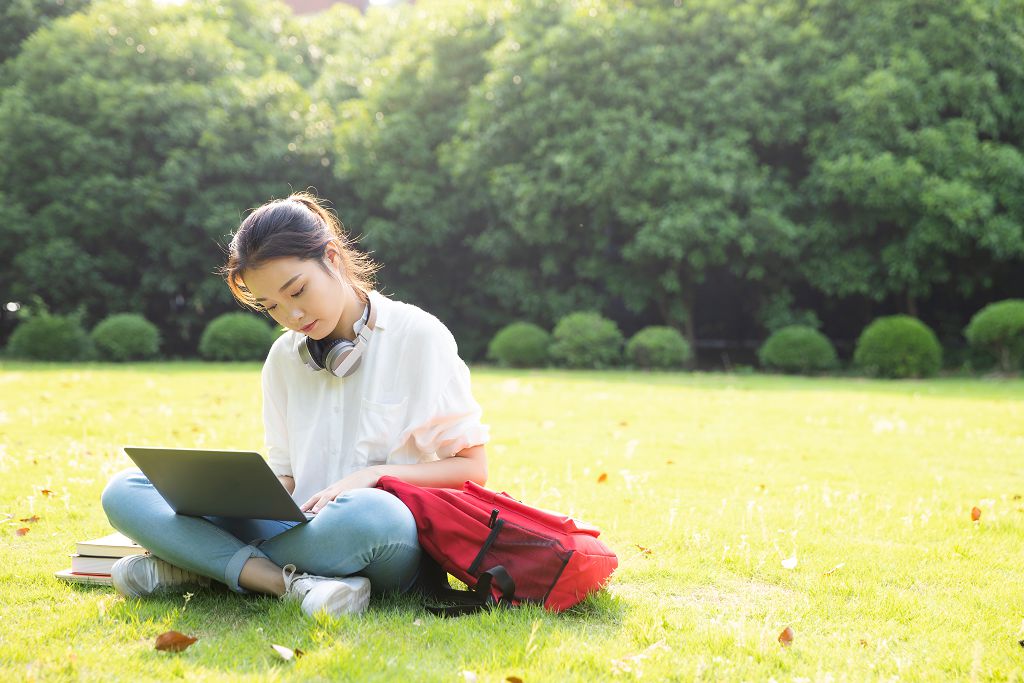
[123,446,314,523]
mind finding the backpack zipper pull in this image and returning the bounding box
[488,509,499,528]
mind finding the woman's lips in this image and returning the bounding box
[300,320,317,333]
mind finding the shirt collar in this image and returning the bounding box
[367,289,389,331]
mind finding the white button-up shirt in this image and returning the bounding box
[261,289,490,504]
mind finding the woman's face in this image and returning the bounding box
[241,250,346,340]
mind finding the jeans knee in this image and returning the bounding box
[323,488,417,543]
[100,468,145,523]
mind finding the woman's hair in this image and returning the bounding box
[219,191,380,311]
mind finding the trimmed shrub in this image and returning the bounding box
[964,299,1024,373]
[626,326,691,369]
[854,315,942,378]
[758,325,838,374]
[487,322,551,367]
[550,311,623,369]
[6,312,93,361]
[90,313,161,361]
[199,313,275,361]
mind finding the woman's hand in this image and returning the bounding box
[300,467,382,514]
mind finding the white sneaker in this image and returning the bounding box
[110,554,210,598]
[281,563,371,617]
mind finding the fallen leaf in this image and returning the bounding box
[597,473,608,483]
[823,562,845,576]
[271,644,304,661]
[610,639,670,676]
[40,489,52,497]
[506,677,524,683]
[618,421,629,427]
[781,556,798,569]
[16,527,29,536]
[154,631,197,652]
[635,544,652,556]
[859,638,869,648]
[778,626,794,647]
[758,483,766,491]
[20,515,40,523]
[971,506,981,522]
[665,460,674,465]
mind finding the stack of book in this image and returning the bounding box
[54,531,146,586]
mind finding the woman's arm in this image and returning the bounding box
[301,444,487,514]
[277,475,295,495]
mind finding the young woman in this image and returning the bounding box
[101,192,490,617]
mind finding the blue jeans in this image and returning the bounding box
[101,469,421,594]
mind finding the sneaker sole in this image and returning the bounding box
[315,579,371,617]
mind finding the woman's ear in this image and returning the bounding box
[323,243,346,279]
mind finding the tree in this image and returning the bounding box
[796,0,1024,317]
[0,0,335,353]
[447,1,812,350]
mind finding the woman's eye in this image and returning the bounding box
[262,287,302,312]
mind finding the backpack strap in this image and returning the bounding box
[413,555,519,617]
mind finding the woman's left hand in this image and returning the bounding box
[301,467,382,514]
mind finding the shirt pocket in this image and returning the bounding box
[353,396,408,468]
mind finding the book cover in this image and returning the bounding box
[75,532,145,558]
[54,569,113,586]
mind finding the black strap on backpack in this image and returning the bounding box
[412,555,517,617]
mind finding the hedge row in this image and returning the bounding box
[4,312,276,362]
[4,299,1022,375]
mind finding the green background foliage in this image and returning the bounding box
[0,0,1021,364]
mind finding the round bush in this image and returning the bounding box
[758,325,838,374]
[6,313,93,361]
[487,322,551,367]
[549,311,623,369]
[854,315,942,378]
[964,299,1024,373]
[199,313,275,361]
[90,313,161,361]
[625,326,691,369]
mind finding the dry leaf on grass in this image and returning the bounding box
[635,544,652,556]
[506,677,524,683]
[778,626,794,647]
[154,631,197,652]
[20,515,40,523]
[40,489,52,497]
[610,639,670,676]
[597,473,608,483]
[823,563,845,576]
[15,527,29,536]
[271,644,304,661]
[971,506,981,522]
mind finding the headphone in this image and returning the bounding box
[296,298,376,378]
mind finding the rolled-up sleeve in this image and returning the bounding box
[261,351,292,477]
[399,319,491,460]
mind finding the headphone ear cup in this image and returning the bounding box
[304,337,327,369]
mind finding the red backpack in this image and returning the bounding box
[377,476,618,614]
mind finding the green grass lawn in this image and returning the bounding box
[1,362,1022,681]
